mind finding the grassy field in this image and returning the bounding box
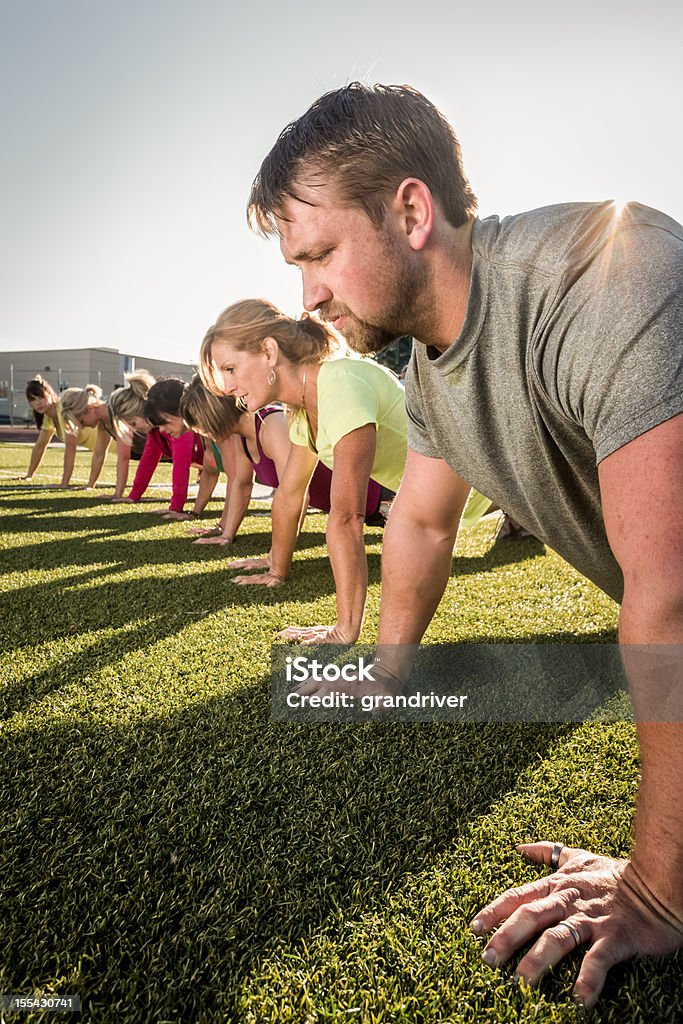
[1,442,681,1023]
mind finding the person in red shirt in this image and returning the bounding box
[123,378,219,520]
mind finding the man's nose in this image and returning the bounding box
[302,269,333,313]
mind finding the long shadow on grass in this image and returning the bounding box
[0,526,329,576]
[0,555,342,717]
[0,684,578,1023]
[452,534,545,574]
[0,494,135,513]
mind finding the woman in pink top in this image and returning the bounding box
[180,375,383,546]
[123,378,219,519]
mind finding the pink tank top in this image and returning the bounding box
[242,407,381,515]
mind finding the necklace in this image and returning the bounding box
[301,368,307,410]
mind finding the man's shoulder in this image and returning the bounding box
[476,200,683,273]
[475,201,611,269]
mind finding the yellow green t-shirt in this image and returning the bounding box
[41,401,98,452]
[289,357,492,527]
[289,357,407,492]
[460,488,492,529]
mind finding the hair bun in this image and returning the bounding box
[298,314,327,339]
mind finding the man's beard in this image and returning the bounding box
[323,244,427,356]
[339,316,402,356]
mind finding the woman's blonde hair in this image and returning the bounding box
[60,384,103,429]
[180,375,244,442]
[109,369,156,432]
[198,298,338,396]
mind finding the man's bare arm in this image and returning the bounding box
[473,414,683,1009]
[376,449,471,677]
[599,412,683,914]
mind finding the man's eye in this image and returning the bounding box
[314,250,331,263]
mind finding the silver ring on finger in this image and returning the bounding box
[556,920,582,949]
[550,843,564,870]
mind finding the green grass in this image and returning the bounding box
[0,442,681,1023]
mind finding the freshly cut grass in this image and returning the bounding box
[1,443,681,1023]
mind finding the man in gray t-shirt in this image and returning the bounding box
[250,83,683,1009]
[407,199,683,603]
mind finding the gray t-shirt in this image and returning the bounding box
[406,201,683,602]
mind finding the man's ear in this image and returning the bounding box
[393,178,434,251]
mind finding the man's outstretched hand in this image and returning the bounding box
[471,841,683,1009]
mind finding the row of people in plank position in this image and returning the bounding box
[22,300,499,643]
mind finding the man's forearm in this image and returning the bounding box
[619,598,683,915]
[326,510,367,639]
[376,505,458,683]
[378,509,456,644]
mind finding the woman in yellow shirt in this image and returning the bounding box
[22,376,98,486]
[60,384,134,494]
[200,300,493,643]
[198,299,405,642]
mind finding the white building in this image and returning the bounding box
[0,347,196,424]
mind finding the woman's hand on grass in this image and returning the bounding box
[226,556,271,571]
[227,555,283,586]
[471,841,683,1010]
[187,524,222,537]
[231,571,284,587]
[277,624,358,645]
[193,535,233,545]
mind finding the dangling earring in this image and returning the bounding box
[267,368,277,386]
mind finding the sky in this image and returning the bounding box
[1,0,682,364]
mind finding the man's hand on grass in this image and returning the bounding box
[471,841,683,1010]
